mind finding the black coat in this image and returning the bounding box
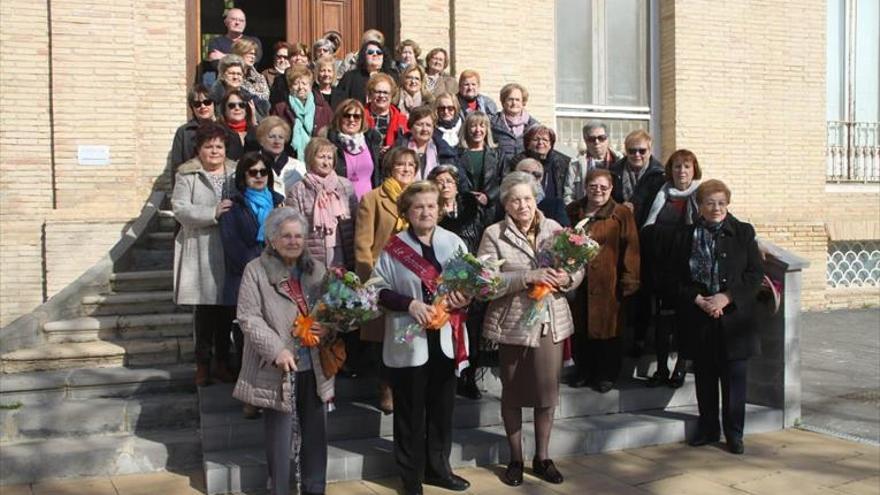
[455,147,502,211]
[327,128,385,189]
[218,189,286,306]
[508,149,571,201]
[609,157,666,228]
[489,112,538,168]
[224,126,260,161]
[331,67,399,108]
[438,192,491,253]
[645,215,764,360]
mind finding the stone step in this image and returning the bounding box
[0,393,198,443]
[0,428,201,485]
[110,270,173,292]
[0,364,194,406]
[199,375,699,452]
[197,375,382,413]
[203,404,784,494]
[44,313,192,344]
[130,247,174,271]
[158,209,177,231]
[146,231,174,249]
[81,291,180,316]
[1,337,193,374]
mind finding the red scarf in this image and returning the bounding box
[365,104,409,148]
[227,119,247,134]
[384,235,469,375]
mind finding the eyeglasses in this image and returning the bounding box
[343,113,363,120]
[247,168,270,178]
[434,179,456,187]
[586,135,608,143]
[365,48,383,56]
[275,53,289,59]
[371,90,390,96]
[525,171,543,180]
[627,148,648,156]
[191,99,213,108]
[436,105,455,112]
[587,184,611,192]
[227,102,247,109]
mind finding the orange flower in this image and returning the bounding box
[425,295,451,330]
[294,313,320,347]
[528,282,554,300]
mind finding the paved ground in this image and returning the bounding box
[3,429,878,495]
[801,309,880,444]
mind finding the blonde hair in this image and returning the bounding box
[286,65,314,88]
[256,116,291,144]
[304,137,337,172]
[459,111,497,149]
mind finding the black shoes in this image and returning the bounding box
[646,370,669,388]
[457,375,482,400]
[594,380,614,393]
[668,368,686,388]
[502,461,523,486]
[533,458,564,484]
[688,431,721,447]
[728,437,745,455]
[423,473,470,491]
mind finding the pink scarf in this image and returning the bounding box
[304,171,349,245]
[505,110,531,138]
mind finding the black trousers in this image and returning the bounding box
[631,289,653,344]
[263,371,327,495]
[193,305,234,366]
[387,332,457,491]
[694,337,748,441]
[654,299,686,373]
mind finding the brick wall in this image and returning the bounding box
[398,0,450,60]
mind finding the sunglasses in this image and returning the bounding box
[191,99,213,108]
[343,113,363,120]
[365,48,383,56]
[586,135,608,143]
[437,105,455,112]
[247,168,270,178]
[227,102,247,109]
[627,148,648,155]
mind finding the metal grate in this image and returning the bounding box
[827,241,880,288]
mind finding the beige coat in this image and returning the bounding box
[172,158,235,305]
[477,212,585,347]
[232,251,334,413]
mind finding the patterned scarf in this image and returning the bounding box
[504,110,531,138]
[289,92,315,160]
[400,90,423,115]
[689,218,725,295]
[381,177,409,232]
[303,171,349,247]
[337,132,367,154]
[620,162,645,202]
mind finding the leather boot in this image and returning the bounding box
[213,362,236,383]
[378,381,394,415]
[195,363,212,387]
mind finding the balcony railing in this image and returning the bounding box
[826,121,880,183]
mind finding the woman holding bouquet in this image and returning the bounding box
[565,169,641,393]
[428,165,492,399]
[477,171,584,487]
[371,180,472,495]
[233,207,334,495]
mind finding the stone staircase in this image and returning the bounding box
[0,209,202,484]
[201,364,784,495]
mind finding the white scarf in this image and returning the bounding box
[438,118,462,148]
[643,180,702,228]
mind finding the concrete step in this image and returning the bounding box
[130,247,174,271]
[146,231,174,249]
[158,209,177,232]
[0,393,198,443]
[198,375,699,452]
[110,270,173,292]
[81,291,181,316]
[203,404,784,494]
[0,428,201,485]
[1,337,193,374]
[0,364,194,406]
[44,313,192,344]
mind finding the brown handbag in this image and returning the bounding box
[318,337,346,378]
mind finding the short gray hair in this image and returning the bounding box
[312,38,335,58]
[514,158,543,172]
[500,171,539,205]
[582,121,608,137]
[219,54,246,77]
[427,164,460,184]
[264,207,315,273]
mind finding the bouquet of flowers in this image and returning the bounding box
[522,228,601,326]
[394,248,505,344]
[294,267,382,347]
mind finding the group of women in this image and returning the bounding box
[170,30,765,495]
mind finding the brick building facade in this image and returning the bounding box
[1,0,877,326]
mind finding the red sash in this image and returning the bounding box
[282,278,310,316]
[384,235,469,374]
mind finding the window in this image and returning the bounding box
[826,0,880,183]
[827,240,880,288]
[555,0,652,156]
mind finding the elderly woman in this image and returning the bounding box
[232,38,271,120]
[261,41,290,89]
[289,42,311,67]
[371,180,472,495]
[172,122,237,386]
[428,165,492,400]
[326,99,384,199]
[510,158,570,227]
[169,84,216,174]
[456,111,501,215]
[508,125,570,201]
[211,54,269,120]
[456,70,498,119]
[286,137,358,269]
[651,180,763,455]
[365,73,408,153]
[270,66,333,161]
[393,39,421,73]
[394,65,435,117]
[232,208,335,495]
[255,116,306,196]
[433,92,463,149]
[333,39,398,106]
[565,169,640,393]
[563,121,621,205]
[220,89,259,160]
[401,105,457,180]
[490,83,539,166]
[354,147,419,413]
[314,55,338,107]
[424,48,457,96]
[642,149,702,389]
[312,38,335,65]
[478,171,583,487]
